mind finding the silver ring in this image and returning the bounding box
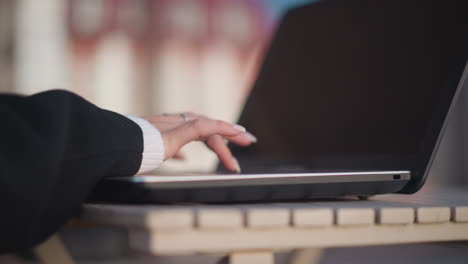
[180,112,190,121]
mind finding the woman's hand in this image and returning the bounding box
[143,113,257,172]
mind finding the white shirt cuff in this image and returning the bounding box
[124,115,165,174]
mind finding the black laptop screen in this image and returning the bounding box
[231,0,468,193]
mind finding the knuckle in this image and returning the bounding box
[186,111,197,118]
[206,135,217,146]
[191,119,203,132]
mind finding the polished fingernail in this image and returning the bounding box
[232,157,241,173]
[246,132,257,143]
[232,124,246,132]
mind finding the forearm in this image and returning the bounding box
[0,90,145,253]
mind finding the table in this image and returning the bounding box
[35,186,468,264]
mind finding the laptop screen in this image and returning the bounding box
[231,0,468,193]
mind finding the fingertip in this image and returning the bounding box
[232,124,246,132]
[225,131,257,146]
[245,132,257,143]
[232,157,241,173]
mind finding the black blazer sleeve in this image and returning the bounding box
[0,90,143,253]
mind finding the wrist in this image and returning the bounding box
[124,115,165,174]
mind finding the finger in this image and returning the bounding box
[145,112,200,123]
[163,119,245,159]
[144,114,189,123]
[225,131,257,146]
[180,111,201,119]
[206,135,240,172]
[182,114,256,145]
[148,120,185,132]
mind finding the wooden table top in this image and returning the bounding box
[81,185,468,255]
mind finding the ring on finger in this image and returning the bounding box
[180,112,190,121]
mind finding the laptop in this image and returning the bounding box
[88,0,468,203]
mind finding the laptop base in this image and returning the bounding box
[88,172,410,203]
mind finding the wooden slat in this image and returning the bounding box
[289,248,323,264]
[197,209,243,229]
[378,207,415,224]
[452,206,468,222]
[145,210,194,230]
[335,208,375,225]
[229,251,274,264]
[292,208,333,227]
[416,207,451,223]
[246,208,290,228]
[140,223,468,254]
[82,204,194,230]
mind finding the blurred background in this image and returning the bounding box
[1,0,468,263]
[0,0,314,172]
